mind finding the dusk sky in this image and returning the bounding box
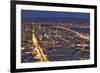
[21,10,90,18]
[21,10,90,23]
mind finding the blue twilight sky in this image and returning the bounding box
[21,10,90,23]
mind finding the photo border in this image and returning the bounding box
[10,0,97,72]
